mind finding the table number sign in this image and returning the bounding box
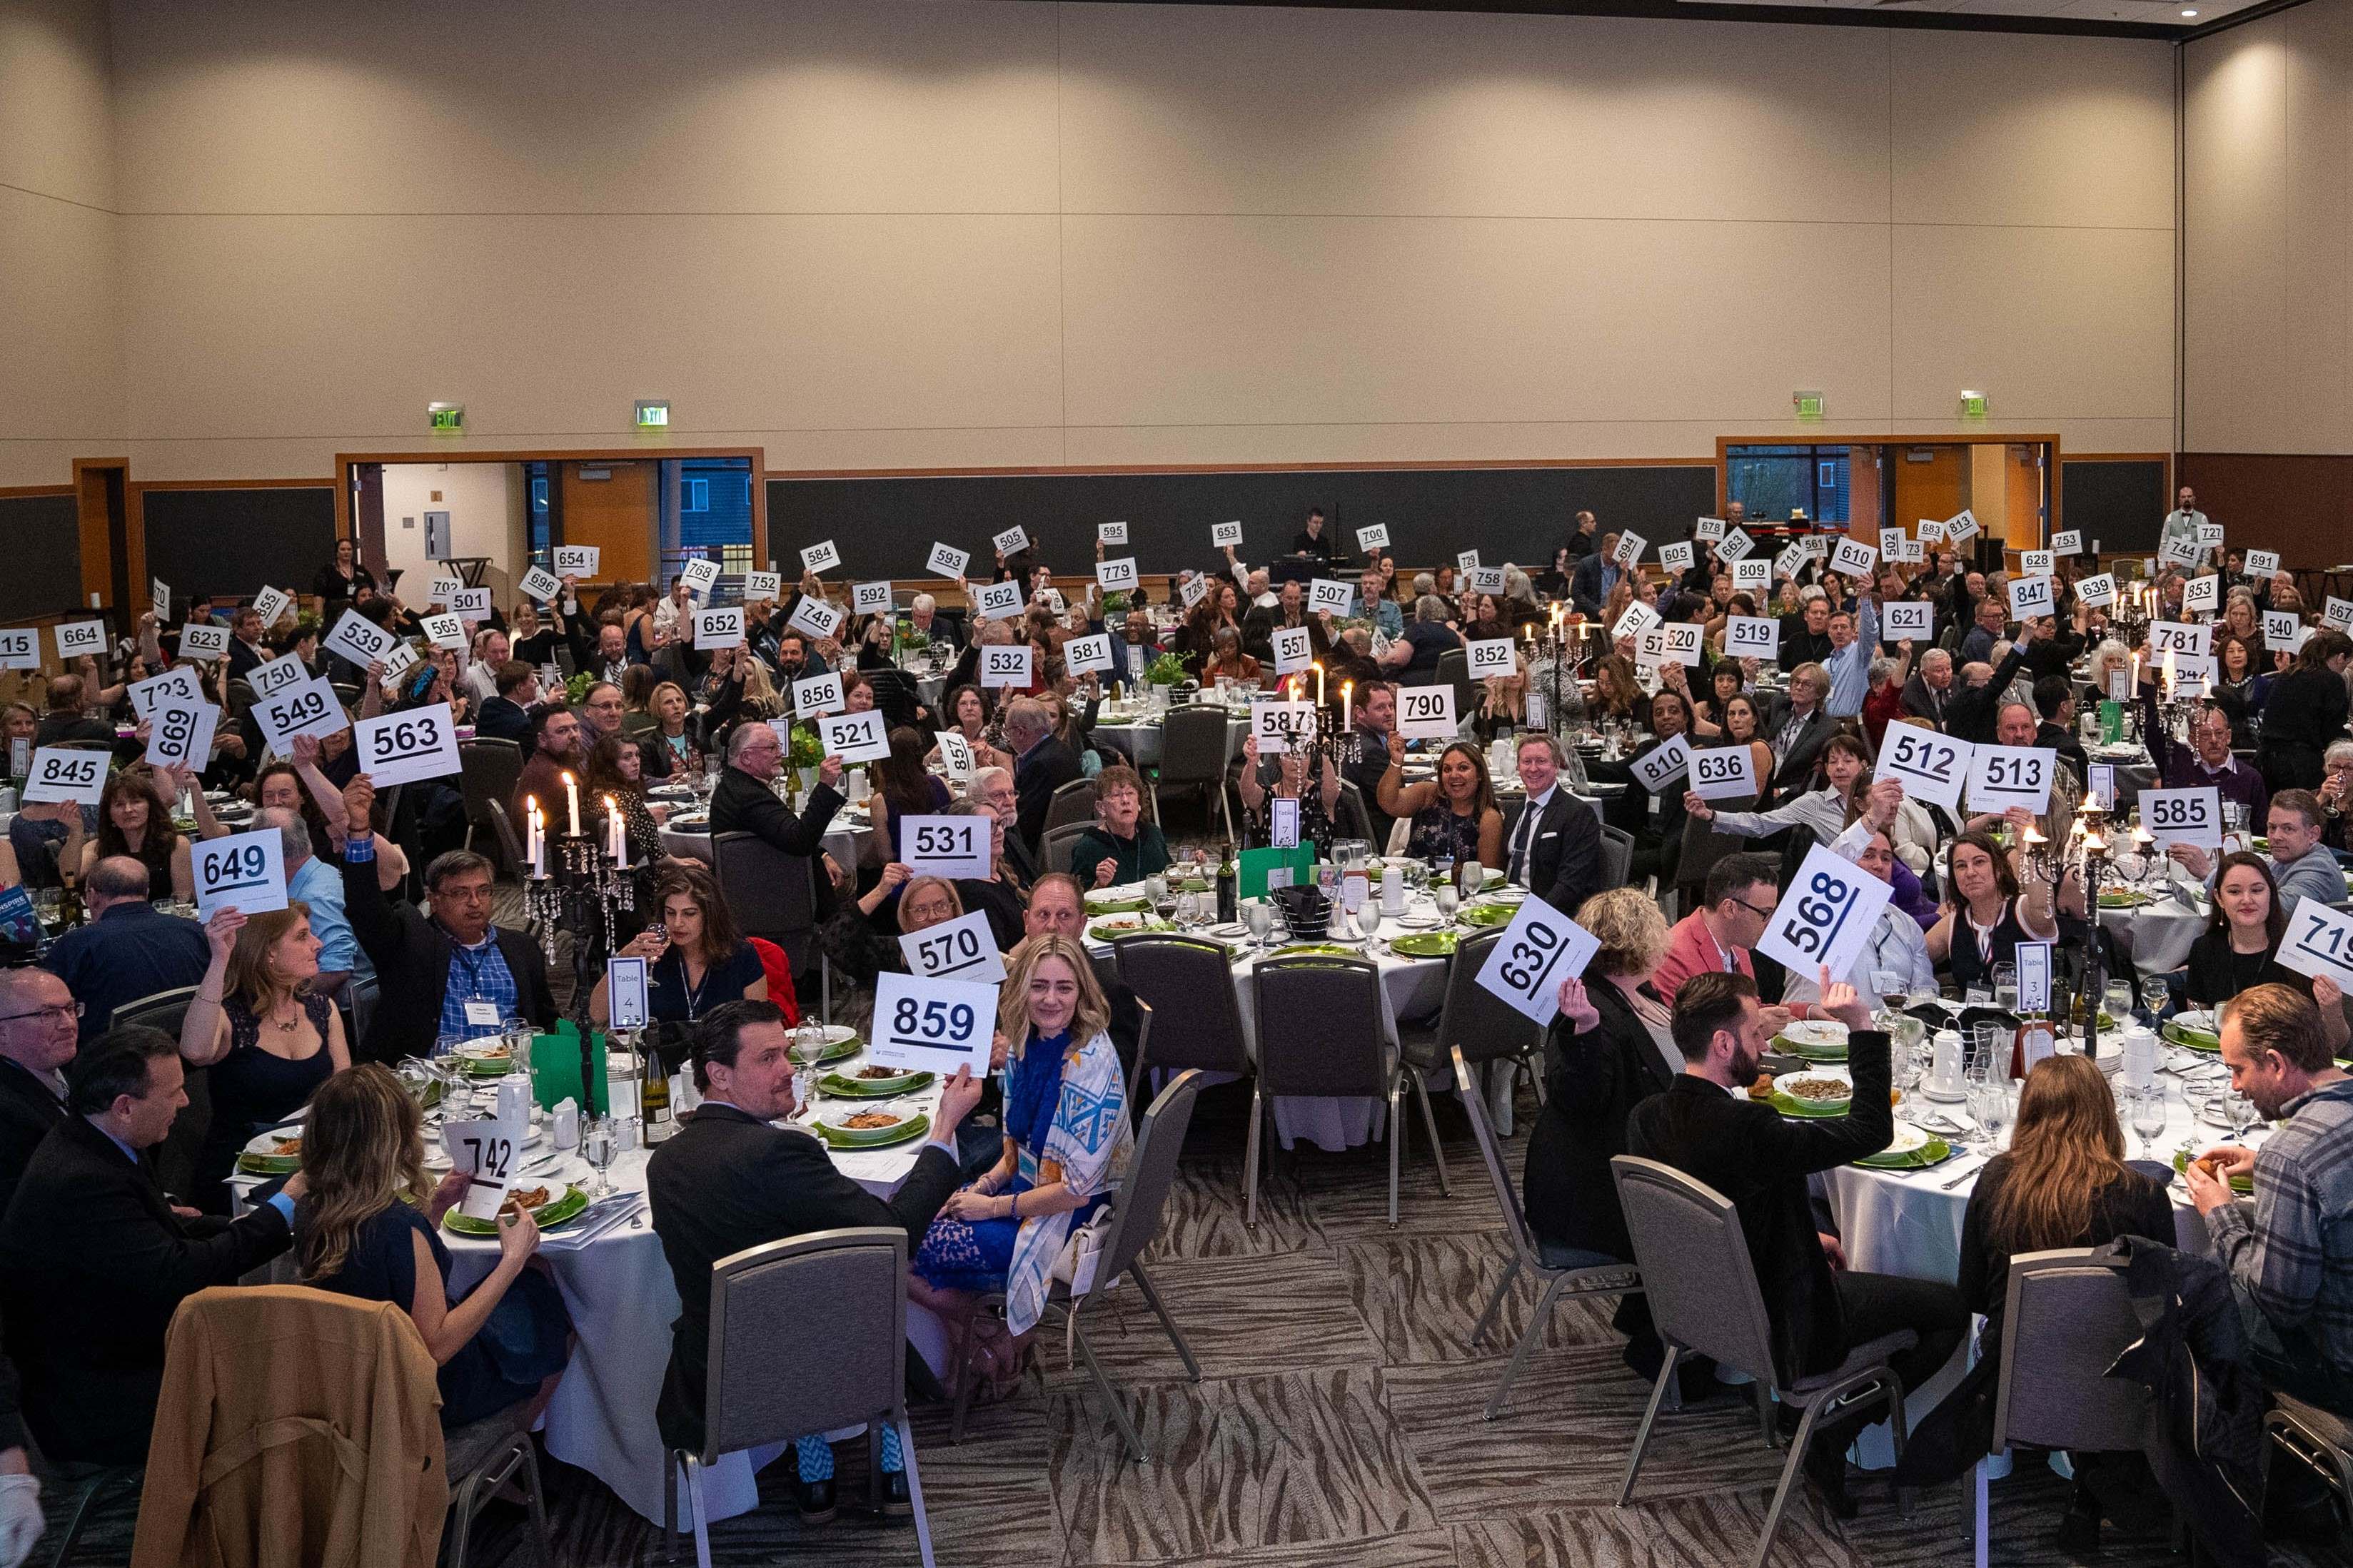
[146,700,220,772]
[2075,573,2117,610]
[852,580,892,614]
[1630,733,1692,795]
[869,971,999,1074]
[1473,896,1602,1026]
[1880,726,1973,811]
[801,540,842,575]
[1464,637,1516,679]
[1757,844,1895,985]
[2244,549,2280,579]
[1715,527,1754,562]
[793,672,845,717]
[2140,785,2222,852]
[1396,685,1456,741]
[55,619,106,660]
[2277,900,2353,993]
[2016,941,2053,1016]
[742,570,782,602]
[353,708,462,787]
[787,596,845,641]
[2087,762,2116,810]
[979,644,1034,688]
[1211,520,1244,549]
[1881,601,1934,644]
[1309,577,1357,615]
[1064,632,1114,677]
[1965,744,2055,816]
[1270,796,1301,849]
[900,908,1006,984]
[693,607,745,649]
[927,542,970,579]
[1355,523,1389,552]
[975,580,1025,621]
[992,526,1030,558]
[607,956,650,1030]
[2008,575,2055,621]
[1658,541,1696,573]
[901,815,994,881]
[0,629,36,670]
[1731,558,1770,594]
[1270,624,1313,677]
[1830,537,1876,577]
[817,710,891,764]
[552,545,600,576]
[1097,556,1139,593]
[1687,743,1758,801]
[194,826,289,919]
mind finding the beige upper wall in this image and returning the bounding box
[12,0,2181,487]
[2184,0,2353,455]
[0,0,121,486]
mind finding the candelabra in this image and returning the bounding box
[525,833,638,1116]
[2018,806,2117,1058]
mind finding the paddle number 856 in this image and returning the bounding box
[890,998,977,1046]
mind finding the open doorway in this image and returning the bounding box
[1716,434,2057,557]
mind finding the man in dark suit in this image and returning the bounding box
[1943,621,2037,748]
[225,607,268,681]
[31,675,114,749]
[1762,664,1835,797]
[1626,973,1966,1513]
[1002,697,1080,856]
[710,722,848,914]
[337,777,555,1062]
[474,660,540,746]
[42,856,209,1041]
[1344,682,1399,851]
[0,1027,299,1465]
[1570,535,1623,619]
[2032,676,2090,791]
[1898,648,1955,730]
[648,1001,982,1522]
[0,969,76,1210]
[1501,733,1606,914]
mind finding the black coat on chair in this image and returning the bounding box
[1523,978,1676,1263]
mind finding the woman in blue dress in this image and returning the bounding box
[293,1064,570,1430]
[913,934,1134,1339]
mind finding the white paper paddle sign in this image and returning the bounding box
[1732,558,1771,594]
[1356,523,1389,552]
[974,580,1025,622]
[146,700,221,772]
[742,570,782,602]
[1687,743,1757,801]
[2075,573,2117,610]
[1099,520,1129,546]
[1270,624,1314,677]
[352,707,462,788]
[553,545,600,576]
[2050,530,2082,556]
[2277,900,2353,993]
[868,971,999,1073]
[1658,541,1696,573]
[251,585,292,627]
[0,629,35,670]
[2009,575,2055,621]
[321,610,396,669]
[2140,786,2222,851]
[1395,685,1456,740]
[518,566,564,604]
[1064,632,1114,677]
[2244,549,2280,579]
[900,908,1006,984]
[979,644,1033,689]
[1878,725,1972,812]
[1755,844,1895,986]
[21,747,106,807]
[1883,601,1934,643]
[1965,744,2055,816]
[1724,614,1780,659]
[817,709,890,764]
[900,816,994,881]
[2147,620,2210,659]
[786,596,843,642]
[853,580,892,614]
[1715,527,1754,562]
[1629,733,1692,795]
[927,542,970,579]
[193,826,289,919]
[693,607,745,649]
[1473,897,1601,1026]
[993,526,1030,558]
[680,558,721,598]
[793,671,845,717]
[1463,637,1516,679]
[802,540,842,575]
[1097,556,1139,593]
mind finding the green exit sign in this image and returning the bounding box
[1793,390,1824,420]
[1959,390,1989,420]
[428,401,465,433]
[634,399,670,430]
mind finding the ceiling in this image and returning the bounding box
[1688,0,2266,29]
[1099,0,2296,38]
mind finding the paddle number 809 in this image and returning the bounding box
[891,998,976,1044]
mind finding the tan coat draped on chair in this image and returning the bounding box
[131,1285,447,1568]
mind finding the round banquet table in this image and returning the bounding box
[1089,708,1248,769]
[1082,879,1532,1148]
[655,794,868,877]
[236,1064,949,1527]
[2094,883,2210,976]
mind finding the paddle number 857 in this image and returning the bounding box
[891,998,976,1045]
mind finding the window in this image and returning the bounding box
[1726,445,1850,525]
[525,463,552,556]
[682,477,709,513]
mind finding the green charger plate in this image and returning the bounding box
[1274,943,1361,959]
[1855,1136,1953,1170]
[2162,1020,2221,1052]
[2097,891,2154,910]
[817,1068,936,1100]
[444,1184,590,1236]
[1773,1033,1850,1063]
[2173,1149,2253,1195]
[1389,931,1460,958]
[1459,904,1516,929]
[812,1110,932,1150]
[236,1150,301,1175]
[1084,896,1153,914]
[1770,1091,1855,1119]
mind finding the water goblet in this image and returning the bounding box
[1246,900,1273,951]
[2130,1085,2169,1160]
[790,1020,830,1108]
[1992,962,2019,1015]
[1436,882,1460,921]
[580,1116,617,1198]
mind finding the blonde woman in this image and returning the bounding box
[912,935,1132,1339]
[294,1064,568,1429]
[180,904,351,1212]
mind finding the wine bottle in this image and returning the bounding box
[638,1036,673,1143]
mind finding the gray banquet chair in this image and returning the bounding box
[712,830,829,1022]
[1042,775,1099,836]
[1611,1155,1915,1568]
[1152,704,1236,848]
[1251,954,1398,1228]
[1114,934,1253,1080]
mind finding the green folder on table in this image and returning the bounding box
[2099,700,2124,744]
[1238,845,1315,900]
[529,1021,613,1114]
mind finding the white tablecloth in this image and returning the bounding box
[2095,886,2208,976]
[1092,710,1248,769]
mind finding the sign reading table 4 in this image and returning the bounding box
[1756,844,1895,986]
[607,956,650,1030]
[1473,896,1602,1026]
[193,826,290,920]
[352,708,462,788]
[868,971,999,1075]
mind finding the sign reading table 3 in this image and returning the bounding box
[868,971,999,1075]
[21,747,107,806]
[1755,844,1895,986]
[194,826,290,919]
[900,814,994,881]
[1473,897,1602,1026]
[353,709,462,788]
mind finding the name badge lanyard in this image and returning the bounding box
[450,941,500,1033]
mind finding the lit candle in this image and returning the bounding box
[1341,681,1354,732]
[525,797,544,878]
[2162,649,2176,694]
[606,794,625,866]
[2084,829,2106,854]
[1312,661,1325,707]
[563,771,580,836]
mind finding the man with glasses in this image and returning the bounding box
[710,722,847,913]
[969,766,1037,883]
[1651,853,1791,1028]
[0,970,78,1209]
[40,856,208,1042]
[338,777,555,1063]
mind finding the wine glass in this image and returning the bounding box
[1246,899,1273,951]
[2105,980,2136,1032]
[1436,881,1460,921]
[2140,978,2172,1026]
[1992,962,2019,1014]
[1972,1081,2015,1150]
[580,1115,617,1198]
[790,1020,830,1108]
[2130,1084,2169,1159]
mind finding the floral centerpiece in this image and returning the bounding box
[1143,652,1186,687]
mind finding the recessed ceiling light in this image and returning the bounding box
[2182,8,2198,14]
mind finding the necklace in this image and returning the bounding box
[269,997,302,1033]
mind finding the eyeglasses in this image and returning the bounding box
[0,1002,81,1025]
[1729,898,1777,922]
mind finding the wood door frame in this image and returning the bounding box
[73,457,131,610]
[1713,432,2062,540]
[334,447,767,572]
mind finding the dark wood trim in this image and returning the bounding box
[125,477,336,492]
[765,455,1719,482]
[0,485,71,500]
[74,458,129,612]
[1079,0,2182,39]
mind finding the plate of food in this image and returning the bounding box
[1088,914,1174,941]
[1775,1020,1851,1062]
[2097,889,2155,910]
[2172,1147,2254,1195]
[817,1065,937,1100]
[453,1041,523,1078]
[1853,1123,1953,1170]
[2163,1011,2222,1051]
[1084,894,1153,915]
[810,1108,933,1150]
[236,1128,306,1175]
[443,1183,591,1236]
[799,1025,865,1066]
[1770,1073,1856,1118]
[1388,930,1460,958]
[1273,942,1361,959]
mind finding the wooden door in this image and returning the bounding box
[558,461,656,588]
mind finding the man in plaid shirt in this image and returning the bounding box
[2185,983,2353,1417]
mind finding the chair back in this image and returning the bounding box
[1423,926,1543,1071]
[1155,705,1231,787]
[1253,956,1391,1096]
[1451,1046,1544,1270]
[702,1228,907,1464]
[1598,824,1633,891]
[457,739,524,854]
[1436,649,1477,718]
[711,831,820,971]
[862,668,924,732]
[1082,1070,1203,1301]
[1992,1248,2150,1455]
[1334,779,1376,844]
[1115,935,1251,1076]
[1042,821,1090,876]
[1043,777,1100,836]
[112,982,201,1036]
[346,973,381,1045]
[484,799,528,876]
[1609,1155,1780,1384]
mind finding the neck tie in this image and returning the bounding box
[1508,798,1541,883]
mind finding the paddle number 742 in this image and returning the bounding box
[460,1134,514,1180]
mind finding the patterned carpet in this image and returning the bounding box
[34,1078,2350,1567]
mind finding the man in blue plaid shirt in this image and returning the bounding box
[2186,983,2353,1418]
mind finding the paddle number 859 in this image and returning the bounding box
[891,998,976,1045]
